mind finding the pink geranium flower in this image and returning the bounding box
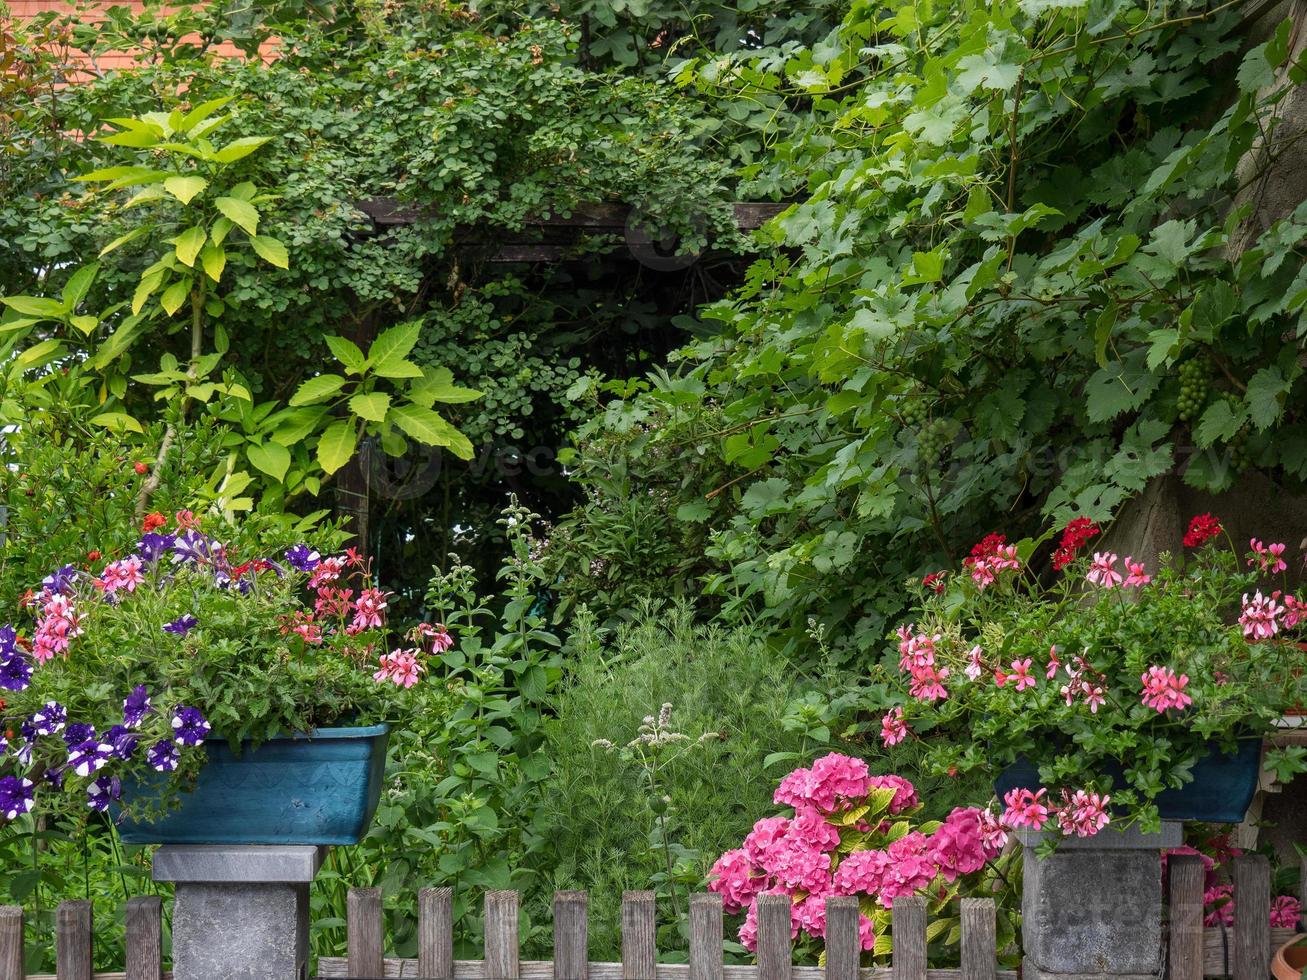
[880,707,908,747]
[1141,665,1192,712]
[350,587,389,631]
[1009,658,1035,691]
[965,644,984,681]
[1055,788,1111,838]
[1240,590,1284,641]
[373,648,424,688]
[1122,556,1151,587]
[1249,539,1289,574]
[1086,552,1122,588]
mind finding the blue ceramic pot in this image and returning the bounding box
[115,724,390,845]
[992,736,1262,824]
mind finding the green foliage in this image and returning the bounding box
[310,497,565,960]
[526,606,839,958]
[555,0,1307,661]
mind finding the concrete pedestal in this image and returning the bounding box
[153,845,325,980]
[1019,823,1182,980]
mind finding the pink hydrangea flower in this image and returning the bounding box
[1122,557,1151,588]
[880,707,908,747]
[800,753,872,814]
[738,889,797,952]
[875,831,939,907]
[1140,665,1192,713]
[744,816,792,868]
[1204,884,1234,926]
[1086,552,1122,588]
[1250,539,1289,574]
[1001,787,1050,830]
[706,848,766,914]
[867,774,919,814]
[1241,590,1284,641]
[790,805,841,853]
[929,807,990,880]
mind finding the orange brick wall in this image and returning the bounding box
[6,1,272,79]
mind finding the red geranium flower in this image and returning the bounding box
[1183,513,1223,548]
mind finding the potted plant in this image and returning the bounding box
[876,515,1307,835]
[0,508,451,844]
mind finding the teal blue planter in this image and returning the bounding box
[115,724,390,845]
[993,736,1262,824]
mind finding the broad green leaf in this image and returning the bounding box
[99,227,148,256]
[389,403,473,459]
[74,165,162,183]
[214,196,259,236]
[349,391,391,422]
[325,336,367,374]
[132,271,164,316]
[409,366,483,406]
[249,235,289,269]
[1084,352,1162,423]
[160,280,191,316]
[211,216,233,247]
[174,226,207,267]
[1194,399,1246,448]
[200,243,227,282]
[122,185,169,208]
[15,339,64,371]
[164,175,208,204]
[316,419,358,474]
[99,127,162,148]
[69,315,98,336]
[290,374,347,406]
[179,96,233,134]
[1246,366,1292,430]
[370,358,423,379]
[92,315,147,368]
[1,296,64,319]
[213,136,272,163]
[268,406,327,446]
[88,411,143,433]
[367,321,422,372]
[246,441,291,482]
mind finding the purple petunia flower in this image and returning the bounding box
[0,652,31,691]
[67,739,115,777]
[14,721,36,766]
[122,685,152,728]
[285,544,321,573]
[170,707,210,746]
[0,625,15,658]
[63,723,96,747]
[171,530,214,565]
[162,614,198,636]
[40,565,78,595]
[44,766,64,789]
[86,775,120,812]
[0,775,34,820]
[137,532,177,564]
[146,740,179,772]
[31,701,66,736]
[104,725,138,760]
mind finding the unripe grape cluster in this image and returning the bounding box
[900,398,927,427]
[1176,358,1211,421]
[918,419,952,465]
[1222,391,1252,474]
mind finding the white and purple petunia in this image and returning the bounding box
[122,685,152,728]
[137,532,177,564]
[162,614,198,636]
[170,707,210,746]
[40,565,78,595]
[67,739,115,778]
[86,775,120,812]
[31,701,66,736]
[44,766,64,789]
[0,775,34,820]
[62,723,96,747]
[104,725,138,760]
[147,740,179,772]
[285,544,321,573]
[0,652,31,692]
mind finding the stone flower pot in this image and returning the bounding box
[993,736,1262,823]
[115,723,390,845]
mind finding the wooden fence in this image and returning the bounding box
[0,853,1292,980]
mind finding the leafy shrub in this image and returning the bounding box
[525,605,839,957]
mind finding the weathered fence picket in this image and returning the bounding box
[0,853,1285,980]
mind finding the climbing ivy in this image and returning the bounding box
[551,0,1307,662]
